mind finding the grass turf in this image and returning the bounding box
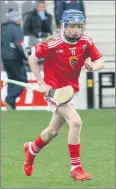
[1,109,115,188]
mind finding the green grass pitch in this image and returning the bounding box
[1,109,115,188]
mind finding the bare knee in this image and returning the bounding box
[47,127,59,138]
[41,126,59,142]
[70,119,82,130]
[50,129,59,137]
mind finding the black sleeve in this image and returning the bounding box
[54,0,64,27]
[12,26,27,60]
[47,14,53,34]
[42,13,53,35]
[31,16,42,37]
[23,13,32,35]
[80,0,86,20]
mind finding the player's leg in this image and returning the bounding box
[40,111,66,142]
[29,109,66,152]
[24,110,66,176]
[57,103,92,181]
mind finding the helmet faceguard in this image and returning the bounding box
[61,10,85,43]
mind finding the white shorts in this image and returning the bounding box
[44,92,78,112]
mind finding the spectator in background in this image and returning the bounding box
[54,0,86,29]
[1,8,27,110]
[23,0,53,38]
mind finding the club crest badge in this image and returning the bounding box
[69,56,78,69]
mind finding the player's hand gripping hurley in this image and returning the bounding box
[3,79,74,105]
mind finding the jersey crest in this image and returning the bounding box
[69,56,78,69]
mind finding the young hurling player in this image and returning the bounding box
[24,10,104,181]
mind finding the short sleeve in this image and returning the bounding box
[86,37,103,61]
[31,42,48,60]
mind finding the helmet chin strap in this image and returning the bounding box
[61,31,77,44]
[61,24,82,44]
[64,35,81,42]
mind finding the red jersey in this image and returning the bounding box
[32,35,102,92]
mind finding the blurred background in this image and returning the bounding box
[1,0,115,110]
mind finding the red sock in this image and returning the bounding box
[30,136,47,155]
[68,144,81,168]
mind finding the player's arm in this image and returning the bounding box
[84,37,105,71]
[28,44,52,94]
[84,57,104,71]
[92,57,104,71]
[28,54,44,85]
